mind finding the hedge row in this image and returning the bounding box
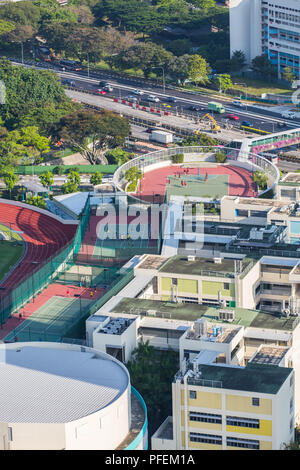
[15,164,118,175]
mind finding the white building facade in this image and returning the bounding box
[0,342,148,450]
[230,0,300,78]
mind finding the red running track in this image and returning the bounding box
[0,202,77,290]
[135,164,257,202]
[0,283,105,340]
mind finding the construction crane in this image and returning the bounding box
[194,113,221,134]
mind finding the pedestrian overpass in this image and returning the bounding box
[240,127,300,155]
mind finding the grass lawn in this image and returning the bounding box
[0,240,24,283]
[183,78,292,98]
[230,78,292,96]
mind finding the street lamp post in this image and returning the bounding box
[87,53,90,78]
[234,82,248,111]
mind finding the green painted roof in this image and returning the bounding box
[194,363,292,395]
[158,255,253,278]
[112,298,299,331]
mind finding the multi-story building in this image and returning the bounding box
[230,0,300,78]
[152,358,294,450]
[220,195,300,244]
[85,253,300,428]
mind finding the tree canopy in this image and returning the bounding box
[50,109,130,165]
[0,58,78,131]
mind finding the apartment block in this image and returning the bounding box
[152,360,294,450]
[230,0,300,78]
[220,195,300,244]
[156,255,257,309]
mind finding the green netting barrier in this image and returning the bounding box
[0,197,91,326]
[4,267,134,342]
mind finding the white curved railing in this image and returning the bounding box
[112,146,280,202]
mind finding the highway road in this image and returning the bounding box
[60,70,299,135]
[11,58,300,136]
[278,159,300,172]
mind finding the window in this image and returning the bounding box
[226,416,259,428]
[189,390,197,399]
[172,278,178,286]
[290,397,294,413]
[290,418,294,433]
[226,437,259,450]
[223,282,230,290]
[8,427,12,442]
[252,397,260,407]
[190,432,222,445]
[189,412,222,424]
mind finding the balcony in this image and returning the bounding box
[116,387,148,450]
[260,288,292,297]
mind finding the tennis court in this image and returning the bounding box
[165,174,229,201]
[79,212,161,261]
[55,263,120,287]
[4,295,96,342]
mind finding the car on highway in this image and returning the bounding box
[147,95,160,103]
[103,85,113,92]
[227,114,239,121]
[94,89,106,95]
[281,111,296,119]
[277,122,287,128]
[99,81,110,87]
[188,105,205,112]
[241,120,253,127]
[232,100,246,108]
[164,96,177,103]
[59,59,82,71]
[125,95,139,102]
[61,79,75,87]
[132,89,144,95]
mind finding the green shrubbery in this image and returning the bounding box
[171,153,184,163]
[253,170,268,190]
[214,151,227,163]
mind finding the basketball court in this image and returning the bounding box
[135,164,257,203]
[165,173,229,201]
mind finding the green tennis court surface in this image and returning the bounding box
[165,174,229,201]
[4,296,93,342]
[55,264,120,286]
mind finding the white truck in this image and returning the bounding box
[150,130,173,144]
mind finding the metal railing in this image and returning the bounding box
[124,387,148,450]
[112,146,280,203]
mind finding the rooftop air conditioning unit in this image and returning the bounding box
[194,318,207,337]
[213,257,222,264]
[219,309,235,322]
